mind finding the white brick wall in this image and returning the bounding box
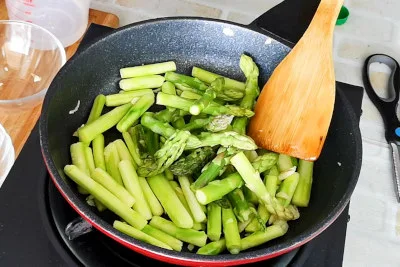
[89,0,400,266]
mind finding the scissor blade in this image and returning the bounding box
[389,142,400,203]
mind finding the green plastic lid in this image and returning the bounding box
[336,6,349,25]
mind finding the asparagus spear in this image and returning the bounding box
[138,176,164,216]
[119,160,152,220]
[149,216,207,247]
[292,160,314,207]
[170,147,215,176]
[245,204,270,232]
[91,168,136,207]
[264,175,279,197]
[104,142,123,185]
[195,173,244,205]
[276,172,300,207]
[243,186,259,205]
[92,134,106,171]
[87,94,106,124]
[178,176,207,223]
[142,126,160,156]
[169,181,194,218]
[70,142,90,175]
[180,117,213,131]
[222,206,241,254]
[197,239,226,255]
[227,188,252,223]
[207,202,222,241]
[180,91,202,100]
[205,115,234,132]
[113,139,135,166]
[191,151,229,190]
[105,89,153,107]
[197,131,258,151]
[120,61,176,78]
[147,174,193,228]
[113,221,172,250]
[191,66,245,92]
[251,152,278,173]
[119,75,165,91]
[142,224,183,251]
[164,169,174,180]
[78,103,131,143]
[240,222,289,251]
[189,78,223,115]
[165,72,209,91]
[122,132,143,166]
[161,81,177,95]
[64,165,147,229]
[230,152,299,220]
[117,93,155,132]
[137,130,190,177]
[278,154,294,172]
[156,92,254,117]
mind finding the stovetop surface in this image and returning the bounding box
[0,1,364,266]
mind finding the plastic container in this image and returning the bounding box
[0,20,66,111]
[5,0,91,47]
[0,123,14,188]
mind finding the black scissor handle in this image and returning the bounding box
[363,54,400,142]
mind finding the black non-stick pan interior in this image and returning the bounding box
[40,18,362,265]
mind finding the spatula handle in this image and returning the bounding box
[306,0,344,39]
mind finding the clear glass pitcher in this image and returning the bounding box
[5,0,91,47]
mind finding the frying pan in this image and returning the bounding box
[39,1,362,265]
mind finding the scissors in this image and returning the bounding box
[363,54,400,203]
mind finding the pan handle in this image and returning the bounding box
[248,0,321,48]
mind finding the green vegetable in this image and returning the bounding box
[222,206,241,254]
[70,142,90,175]
[195,173,244,205]
[165,72,208,91]
[78,103,131,143]
[189,78,223,115]
[180,91,202,100]
[105,89,153,107]
[64,165,147,229]
[120,61,176,78]
[245,204,270,232]
[119,75,165,91]
[178,176,207,223]
[197,239,226,255]
[170,147,215,176]
[161,81,177,95]
[142,224,183,251]
[227,188,252,223]
[241,223,289,251]
[276,172,300,207]
[232,54,260,134]
[138,176,164,216]
[149,216,207,247]
[113,221,171,250]
[113,139,135,166]
[104,142,123,185]
[147,174,193,229]
[117,93,155,132]
[251,152,279,173]
[91,168,136,207]
[291,160,314,207]
[119,160,152,220]
[191,66,245,93]
[87,94,106,124]
[278,154,294,172]
[207,202,222,241]
[122,131,143,166]
[92,134,106,171]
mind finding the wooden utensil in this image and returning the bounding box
[248,0,343,161]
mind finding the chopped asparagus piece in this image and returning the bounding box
[78,103,131,143]
[120,61,176,78]
[161,81,177,95]
[178,176,207,223]
[113,221,171,250]
[147,174,193,229]
[195,173,244,205]
[92,134,106,171]
[170,147,215,176]
[142,224,183,251]
[64,165,147,229]
[191,66,245,92]
[197,239,226,255]
[105,89,153,107]
[222,206,241,254]
[149,216,207,247]
[138,176,164,216]
[119,75,165,91]
[227,188,252,223]
[122,132,143,166]
[104,142,123,185]
[207,202,222,241]
[241,223,289,251]
[292,160,314,207]
[278,154,294,172]
[87,94,106,124]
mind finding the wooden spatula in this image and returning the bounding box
[248,0,343,161]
